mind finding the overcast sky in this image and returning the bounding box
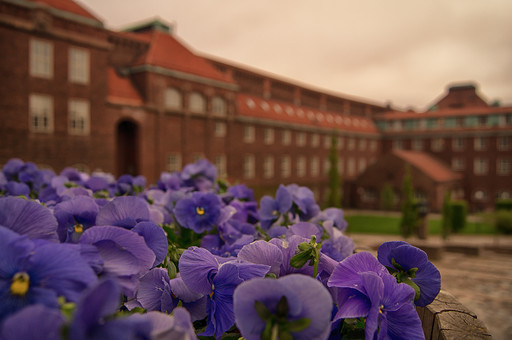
[79,0,512,111]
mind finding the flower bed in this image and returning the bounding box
[0,158,446,339]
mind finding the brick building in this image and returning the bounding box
[1,0,511,211]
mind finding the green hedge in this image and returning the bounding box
[450,200,467,233]
[495,199,512,211]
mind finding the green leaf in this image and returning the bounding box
[285,317,311,332]
[255,300,271,321]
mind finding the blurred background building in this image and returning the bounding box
[1,0,510,211]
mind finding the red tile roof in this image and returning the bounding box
[375,106,512,120]
[392,150,461,183]
[30,0,101,21]
[237,94,379,134]
[107,68,143,106]
[130,30,235,84]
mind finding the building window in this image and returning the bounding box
[497,191,511,200]
[393,139,404,150]
[473,190,487,201]
[324,135,331,149]
[263,156,274,179]
[474,137,487,151]
[358,139,366,151]
[214,155,227,178]
[452,137,465,151]
[310,133,320,147]
[362,188,377,202]
[29,94,53,133]
[192,153,204,162]
[297,156,306,177]
[347,158,356,176]
[358,158,367,173]
[282,130,291,145]
[497,136,510,151]
[412,139,423,151]
[68,99,90,135]
[431,138,444,151]
[189,92,206,113]
[281,156,291,178]
[214,122,226,137]
[311,157,319,177]
[452,158,465,171]
[497,158,511,175]
[369,140,377,151]
[30,39,53,78]
[348,138,356,150]
[164,88,182,109]
[243,125,255,143]
[263,128,274,145]
[69,47,89,84]
[243,155,255,179]
[296,132,306,146]
[474,158,488,175]
[212,96,227,116]
[166,153,182,172]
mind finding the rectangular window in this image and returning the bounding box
[474,158,488,175]
[464,116,478,127]
[393,139,404,150]
[497,136,511,151]
[444,117,457,128]
[243,155,255,179]
[281,156,291,178]
[358,158,367,173]
[347,158,356,176]
[69,47,89,84]
[69,99,90,135]
[214,155,227,178]
[164,88,182,109]
[412,139,423,151]
[324,135,331,149]
[497,158,511,175]
[296,132,306,146]
[474,137,487,151]
[212,97,227,116]
[452,137,465,151]
[263,156,274,178]
[452,158,465,171]
[310,133,319,147]
[431,138,444,151]
[282,130,291,145]
[29,94,53,133]
[263,128,274,145]
[166,153,182,172]
[30,39,53,78]
[369,140,377,152]
[243,125,255,143]
[214,122,226,137]
[297,156,306,177]
[311,156,319,177]
[358,139,366,151]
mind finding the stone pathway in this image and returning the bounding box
[347,233,512,340]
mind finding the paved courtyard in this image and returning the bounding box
[349,233,512,340]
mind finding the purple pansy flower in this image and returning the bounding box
[286,184,321,221]
[0,304,65,340]
[378,241,441,307]
[78,226,155,297]
[0,226,97,322]
[0,196,59,241]
[311,207,348,232]
[259,185,293,229]
[53,195,100,243]
[179,247,270,337]
[95,196,150,229]
[327,252,424,339]
[233,274,333,340]
[174,192,223,233]
[180,158,217,191]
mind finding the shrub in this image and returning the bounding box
[495,210,512,235]
[380,183,394,211]
[495,199,512,211]
[441,189,452,239]
[450,200,467,233]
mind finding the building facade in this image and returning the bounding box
[1,0,511,211]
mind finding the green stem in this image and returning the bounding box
[271,323,278,340]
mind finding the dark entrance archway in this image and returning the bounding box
[116,120,139,176]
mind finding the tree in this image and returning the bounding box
[327,134,342,207]
[380,183,395,211]
[399,165,417,238]
[441,189,452,240]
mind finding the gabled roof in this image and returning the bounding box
[107,68,143,106]
[130,30,235,84]
[392,149,461,183]
[237,94,379,134]
[30,0,101,22]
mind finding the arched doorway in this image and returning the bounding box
[116,120,139,176]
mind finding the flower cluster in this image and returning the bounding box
[0,158,440,340]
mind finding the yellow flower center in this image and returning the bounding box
[74,224,84,233]
[196,206,205,215]
[10,272,30,296]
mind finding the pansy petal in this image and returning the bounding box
[237,240,283,276]
[377,241,409,268]
[1,304,65,340]
[132,222,168,267]
[328,252,387,292]
[96,196,150,228]
[333,288,371,320]
[179,247,219,295]
[413,261,441,307]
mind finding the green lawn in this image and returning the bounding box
[345,214,496,235]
